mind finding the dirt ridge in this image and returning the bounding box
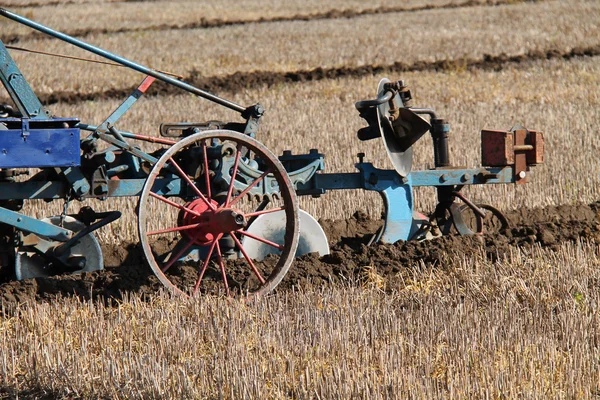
[0,0,148,9]
[1,0,539,44]
[11,44,598,107]
[1,203,599,306]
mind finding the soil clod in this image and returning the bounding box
[1,203,599,307]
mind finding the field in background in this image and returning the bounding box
[3,242,600,398]
[4,0,599,94]
[1,0,600,398]
[18,56,600,245]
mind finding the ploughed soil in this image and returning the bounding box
[1,203,600,307]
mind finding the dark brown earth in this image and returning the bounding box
[1,203,599,307]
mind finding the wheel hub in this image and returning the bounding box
[181,198,247,245]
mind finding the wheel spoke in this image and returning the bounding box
[161,236,197,273]
[168,156,215,211]
[149,191,203,217]
[237,230,284,250]
[193,234,221,295]
[214,239,230,295]
[231,232,265,284]
[223,148,242,207]
[147,221,209,236]
[140,130,299,298]
[228,168,271,207]
[202,140,212,202]
[244,207,284,219]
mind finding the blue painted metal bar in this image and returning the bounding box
[0,8,247,115]
[0,41,49,119]
[107,178,183,198]
[0,165,516,201]
[0,206,72,241]
[411,167,515,187]
[99,76,156,134]
[302,165,515,193]
[0,178,182,200]
[96,132,159,165]
[311,172,363,191]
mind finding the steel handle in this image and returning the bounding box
[355,90,394,109]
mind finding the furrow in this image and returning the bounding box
[0,0,538,44]
[21,44,600,106]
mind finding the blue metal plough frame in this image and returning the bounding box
[0,8,544,284]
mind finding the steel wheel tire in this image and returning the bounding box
[138,130,299,298]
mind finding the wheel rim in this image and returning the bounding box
[138,130,299,298]
[457,203,510,235]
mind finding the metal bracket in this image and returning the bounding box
[20,117,29,141]
[242,104,264,138]
[54,167,91,198]
[219,156,323,199]
[0,41,50,119]
[481,128,545,184]
[0,206,72,241]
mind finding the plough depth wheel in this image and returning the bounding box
[138,130,299,298]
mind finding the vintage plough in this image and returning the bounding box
[0,9,544,297]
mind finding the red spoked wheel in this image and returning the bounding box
[138,130,299,298]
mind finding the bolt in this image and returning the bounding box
[166,181,177,193]
[255,104,265,116]
[518,171,527,179]
[233,212,245,226]
[368,173,378,185]
[461,173,471,182]
[357,152,365,163]
[440,174,448,183]
[77,183,90,196]
[104,151,116,163]
[283,150,292,157]
[309,149,319,154]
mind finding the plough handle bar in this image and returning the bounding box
[0,8,247,115]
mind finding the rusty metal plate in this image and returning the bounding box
[481,129,514,167]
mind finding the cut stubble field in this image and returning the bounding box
[1,0,494,37]
[2,240,600,398]
[27,56,599,240]
[3,0,599,96]
[1,0,600,398]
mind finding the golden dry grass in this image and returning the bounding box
[21,55,598,245]
[1,0,600,397]
[4,0,599,96]
[2,0,482,37]
[2,241,599,398]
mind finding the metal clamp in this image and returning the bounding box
[20,117,29,141]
